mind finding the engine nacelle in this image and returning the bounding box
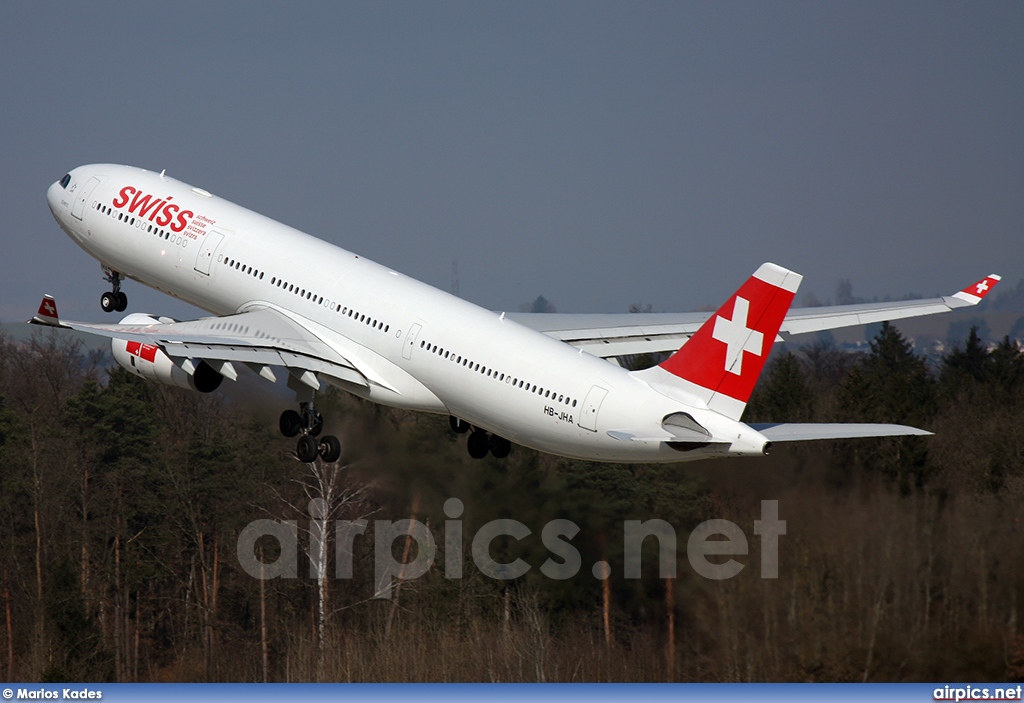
[111,314,223,393]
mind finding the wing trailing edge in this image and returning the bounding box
[509,272,1001,359]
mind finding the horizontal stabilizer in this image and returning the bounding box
[750,423,932,442]
[607,427,727,444]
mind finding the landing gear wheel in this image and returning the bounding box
[279,409,302,438]
[489,435,512,459]
[101,269,125,313]
[296,434,318,463]
[467,430,490,459]
[449,416,470,434]
[288,399,326,460]
[101,292,117,313]
[319,435,341,463]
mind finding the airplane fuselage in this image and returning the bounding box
[45,164,775,462]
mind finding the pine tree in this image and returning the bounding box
[840,322,936,426]
[838,323,936,490]
[940,326,991,399]
[988,336,1024,400]
[744,350,813,423]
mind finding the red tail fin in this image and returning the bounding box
[649,263,802,420]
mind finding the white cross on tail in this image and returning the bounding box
[712,296,763,375]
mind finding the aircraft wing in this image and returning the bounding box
[503,310,710,359]
[29,296,393,391]
[507,274,1001,359]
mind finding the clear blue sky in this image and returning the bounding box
[3,2,1022,322]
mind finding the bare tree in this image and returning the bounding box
[273,454,371,680]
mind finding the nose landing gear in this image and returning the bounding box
[100,269,127,313]
[280,400,341,463]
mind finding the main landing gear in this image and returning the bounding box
[449,416,511,460]
[280,400,341,463]
[100,269,128,313]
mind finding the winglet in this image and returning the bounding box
[952,274,1001,305]
[30,295,63,326]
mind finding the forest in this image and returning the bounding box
[0,321,1022,683]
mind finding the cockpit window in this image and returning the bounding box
[59,174,71,189]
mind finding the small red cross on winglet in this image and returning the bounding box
[30,295,61,326]
[953,274,1002,305]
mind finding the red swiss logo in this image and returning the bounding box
[112,186,195,233]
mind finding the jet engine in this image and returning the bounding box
[110,314,223,393]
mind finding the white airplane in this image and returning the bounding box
[35,164,1000,464]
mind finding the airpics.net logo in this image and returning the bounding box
[235,499,786,596]
[934,684,1023,701]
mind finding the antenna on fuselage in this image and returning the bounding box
[159,169,166,179]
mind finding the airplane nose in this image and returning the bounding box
[46,180,63,216]
[47,170,74,216]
